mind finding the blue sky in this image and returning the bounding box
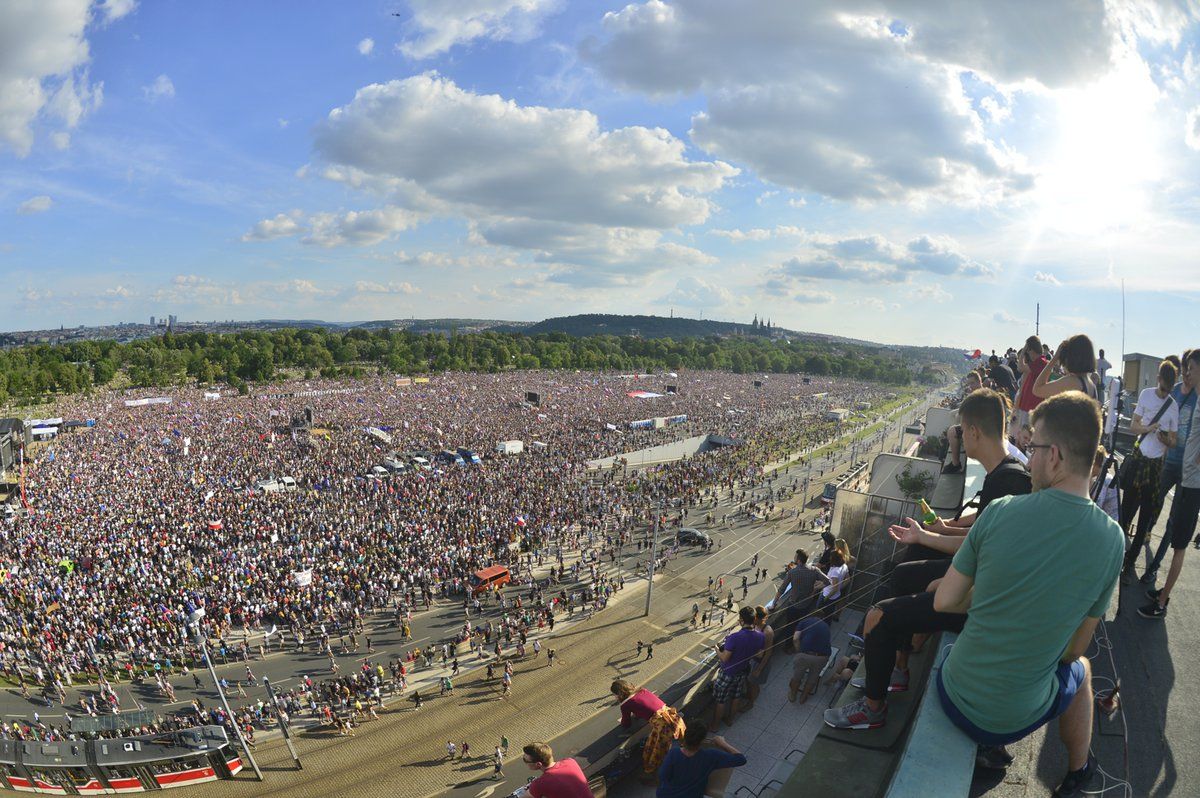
[2,0,1199,359]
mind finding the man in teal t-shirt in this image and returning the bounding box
[934,392,1123,798]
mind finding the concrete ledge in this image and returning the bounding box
[885,633,974,798]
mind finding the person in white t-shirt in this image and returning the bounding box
[1121,361,1180,579]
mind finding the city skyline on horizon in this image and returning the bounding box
[3,1,1199,359]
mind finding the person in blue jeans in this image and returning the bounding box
[656,719,746,798]
[1143,349,1197,582]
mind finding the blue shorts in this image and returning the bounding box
[936,659,1086,747]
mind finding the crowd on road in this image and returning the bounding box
[0,369,896,745]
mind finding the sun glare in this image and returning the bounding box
[1034,56,1164,236]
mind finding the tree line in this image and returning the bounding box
[0,328,946,405]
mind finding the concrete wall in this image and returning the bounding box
[868,454,941,502]
[924,407,957,440]
[586,433,719,469]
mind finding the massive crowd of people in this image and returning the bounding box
[0,369,894,745]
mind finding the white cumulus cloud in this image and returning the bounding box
[142,74,175,101]
[357,37,375,56]
[398,0,561,59]
[17,195,53,214]
[241,212,302,241]
[354,280,421,295]
[581,0,1118,203]
[262,73,734,284]
[98,0,137,24]
[1034,271,1062,285]
[0,0,109,156]
[243,207,422,247]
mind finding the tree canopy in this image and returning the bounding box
[0,327,944,405]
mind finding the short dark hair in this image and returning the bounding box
[1186,348,1200,367]
[1160,360,1179,386]
[683,719,708,748]
[1025,335,1042,355]
[794,548,808,564]
[1030,392,1101,477]
[523,742,553,766]
[959,388,1006,441]
[738,606,756,626]
[1061,334,1095,376]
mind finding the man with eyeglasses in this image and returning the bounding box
[515,742,592,798]
[932,392,1123,797]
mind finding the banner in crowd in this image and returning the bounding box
[255,387,361,399]
[203,392,220,400]
[124,397,173,407]
[293,569,313,587]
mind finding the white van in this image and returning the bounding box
[279,476,298,492]
[255,479,282,493]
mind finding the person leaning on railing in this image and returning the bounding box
[611,679,686,775]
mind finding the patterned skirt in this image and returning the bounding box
[644,706,686,773]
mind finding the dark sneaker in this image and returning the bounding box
[1194,535,1200,550]
[1145,587,1162,602]
[1138,601,1167,619]
[975,745,1013,770]
[823,697,886,730]
[941,463,963,474]
[1139,570,1157,584]
[1052,753,1096,797]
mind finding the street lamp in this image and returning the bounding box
[644,502,662,617]
[263,677,302,769]
[187,609,263,781]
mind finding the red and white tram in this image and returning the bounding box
[0,727,242,794]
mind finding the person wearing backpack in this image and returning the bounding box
[1119,361,1179,582]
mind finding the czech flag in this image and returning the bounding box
[515,515,527,528]
[963,349,983,360]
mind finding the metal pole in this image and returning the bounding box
[263,678,302,769]
[644,505,661,617]
[195,630,263,781]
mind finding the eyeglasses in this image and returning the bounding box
[1027,443,1055,456]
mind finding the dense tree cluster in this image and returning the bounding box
[0,328,945,404]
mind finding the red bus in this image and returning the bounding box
[471,565,511,595]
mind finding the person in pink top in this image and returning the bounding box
[519,742,593,798]
[612,679,687,774]
[1015,335,1049,429]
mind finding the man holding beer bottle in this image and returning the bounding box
[826,389,1030,742]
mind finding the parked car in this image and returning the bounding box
[436,450,466,466]
[676,527,711,546]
